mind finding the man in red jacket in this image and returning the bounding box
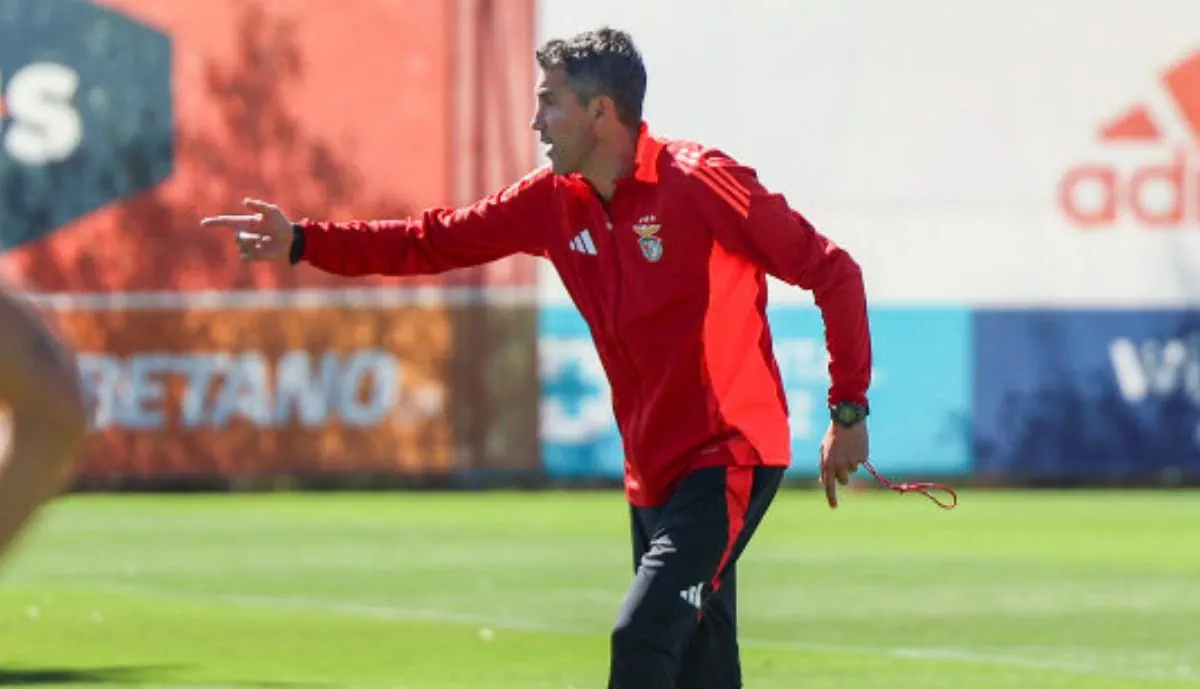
[204,26,872,689]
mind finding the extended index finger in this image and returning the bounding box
[822,467,839,509]
[200,215,258,229]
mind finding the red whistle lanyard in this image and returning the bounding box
[862,461,959,510]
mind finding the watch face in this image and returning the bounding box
[833,403,865,426]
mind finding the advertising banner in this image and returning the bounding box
[1,0,542,485]
[540,306,973,480]
[974,310,1200,481]
[59,303,454,481]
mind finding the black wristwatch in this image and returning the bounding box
[830,401,869,428]
[288,223,306,265]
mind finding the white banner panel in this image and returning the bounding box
[535,0,1200,307]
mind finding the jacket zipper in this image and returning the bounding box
[599,206,644,467]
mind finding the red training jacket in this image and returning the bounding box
[297,124,872,507]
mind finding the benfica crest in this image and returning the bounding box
[633,216,663,263]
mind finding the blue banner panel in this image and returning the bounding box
[973,310,1200,480]
[539,306,974,480]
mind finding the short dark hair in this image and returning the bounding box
[535,27,647,129]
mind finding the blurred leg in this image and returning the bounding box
[0,289,87,564]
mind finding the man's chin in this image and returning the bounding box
[548,156,574,176]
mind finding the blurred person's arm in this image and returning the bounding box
[202,169,557,274]
[0,288,87,561]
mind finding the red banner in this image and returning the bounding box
[0,0,540,485]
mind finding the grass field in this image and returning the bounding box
[0,488,1196,688]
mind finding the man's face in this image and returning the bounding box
[531,66,596,175]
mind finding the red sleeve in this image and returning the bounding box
[297,167,555,276]
[684,149,872,406]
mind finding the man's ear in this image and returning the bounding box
[589,94,615,123]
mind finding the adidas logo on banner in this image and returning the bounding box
[1059,50,1200,229]
[569,229,597,255]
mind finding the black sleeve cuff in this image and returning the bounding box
[288,223,306,265]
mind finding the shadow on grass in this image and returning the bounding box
[0,663,333,687]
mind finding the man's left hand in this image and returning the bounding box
[819,422,869,509]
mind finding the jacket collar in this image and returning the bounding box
[629,121,663,184]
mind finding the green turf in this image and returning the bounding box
[0,488,1196,688]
